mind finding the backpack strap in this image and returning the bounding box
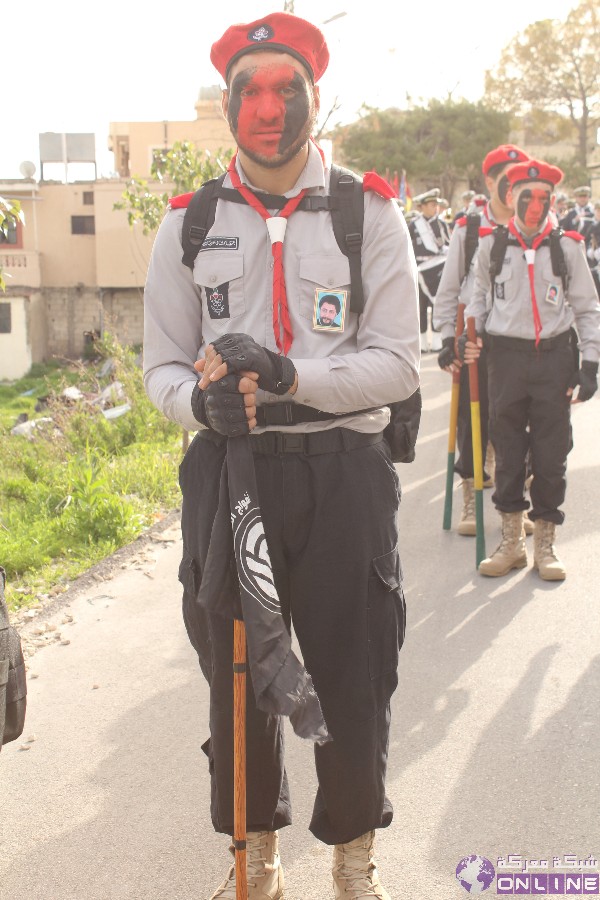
[489,224,510,294]
[464,212,481,275]
[181,174,226,270]
[549,227,569,293]
[329,164,365,314]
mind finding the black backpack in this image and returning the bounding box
[464,212,481,276]
[180,164,421,463]
[0,566,27,748]
[489,225,569,293]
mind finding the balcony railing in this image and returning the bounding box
[0,251,41,288]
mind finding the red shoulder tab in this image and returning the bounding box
[169,191,195,210]
[456,216,467,228]
[562,230,585,242]
[362,171,396,200]
[478,226,495,238]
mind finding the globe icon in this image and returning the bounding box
[455,855,496,893]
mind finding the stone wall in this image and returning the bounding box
[43,287,144,360]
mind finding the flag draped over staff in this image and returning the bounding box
[399,170,412,211]
[197,435,331,745]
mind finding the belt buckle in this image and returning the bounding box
[277,432,306,454]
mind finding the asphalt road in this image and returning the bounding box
[1,353,598,900]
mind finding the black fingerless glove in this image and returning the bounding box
[572,360,598,402]
[456,334,468,361]
[211,333,296,395]
[191,376,250,437]
[437,337,456,370]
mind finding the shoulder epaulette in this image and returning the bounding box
[562,230,585,242]
[362,171,396,200]
[169,192,195,210]
[478,226,495,238]
[455,216,467,228]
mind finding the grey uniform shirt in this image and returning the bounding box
[143,142,421,433]
[433,204,497,340]
[465,221,600,363]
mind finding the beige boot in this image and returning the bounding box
[209,831,284,899]
[457,478,476,536]
[523,510,534,536]
[478,511,528,576]
[483,442,496,488]
[333,830,391,899]
[533,519,566,581]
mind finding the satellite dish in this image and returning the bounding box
[19,160,36,179]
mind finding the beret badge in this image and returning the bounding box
[249,24,274,42]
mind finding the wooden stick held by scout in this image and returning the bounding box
[443,303,465,530]
[233,618,247,900]
[466,317,486,566]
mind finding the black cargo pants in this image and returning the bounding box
[178,429,406,845]
[486,332,575,524]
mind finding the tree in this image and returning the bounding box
[114,141,233,236]
[484,0,600,170]
[332,100,510,199]
[0,197,24,292]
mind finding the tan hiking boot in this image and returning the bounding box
[208,831,284,899]
[457,478,476,536]
[478,511,528,577]
[333,830,391,899]
[533,520,566,581]
[523,511,534,535]
[483,442,496,488]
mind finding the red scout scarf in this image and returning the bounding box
[227,155,307,355]
[507,218,553,347]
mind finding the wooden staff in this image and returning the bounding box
[466,316,486,566]
[233,618,247,899]
[443,303,465,530]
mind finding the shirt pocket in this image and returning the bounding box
[540,261,564,306]
[192,252,246,326]
[297,255,351,320]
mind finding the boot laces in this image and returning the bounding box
[537,522,558,559]
[214,832,272,896]
[338,842,382,897]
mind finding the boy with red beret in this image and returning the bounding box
[143,10,420,899]
[434,144,529,535]
[463,160,600,579]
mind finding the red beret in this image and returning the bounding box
[506,159,564,189]
[211,12,329,85]
[482,144,529,176]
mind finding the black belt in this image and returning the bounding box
[198,427,383,456]
[486,331,572,352]
[255,402,339,427]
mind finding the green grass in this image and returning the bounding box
[0,336,185,612]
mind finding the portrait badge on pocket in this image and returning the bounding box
[545,283,559,305]
[313,290,347,332]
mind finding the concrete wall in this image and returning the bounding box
[43,287,143,360]
[0,296,31,380]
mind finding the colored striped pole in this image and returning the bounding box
[233,618,248,900]
[466,317,486,566]
[443,303,465,530]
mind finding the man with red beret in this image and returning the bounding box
[462,160,600,580]
[143,10,420,899]
[433,144,529,536]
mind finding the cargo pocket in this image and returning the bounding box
[367,547,406,681]
[179,551,213,682]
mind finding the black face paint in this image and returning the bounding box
[497,174,510,205]
[517,187,551,230]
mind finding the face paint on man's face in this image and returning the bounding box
[497,174,510,205]
[227,64,314,167]
[517,187,551,230]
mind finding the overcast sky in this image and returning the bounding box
[2,0,577,180]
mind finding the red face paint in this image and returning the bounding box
[517,187,551,230]
[228,63,313,167]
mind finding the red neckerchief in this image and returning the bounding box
[508,218,553,346]
[227,155,307,355]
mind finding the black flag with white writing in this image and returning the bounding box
[198,435,330,745]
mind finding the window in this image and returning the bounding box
[0,219,19,246]
[71,216,95,235]
[0,303,11,334]
[83,191,94,205]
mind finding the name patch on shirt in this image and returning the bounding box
[205,284,230,319]
[200,236,240,251]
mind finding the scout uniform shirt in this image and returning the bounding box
[143,141,420,434]
[465,222,600,363]
[433,202,498,341]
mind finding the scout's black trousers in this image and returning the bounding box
[455,348,489,479]
[178,430,406,845]
[486,334,575,524]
